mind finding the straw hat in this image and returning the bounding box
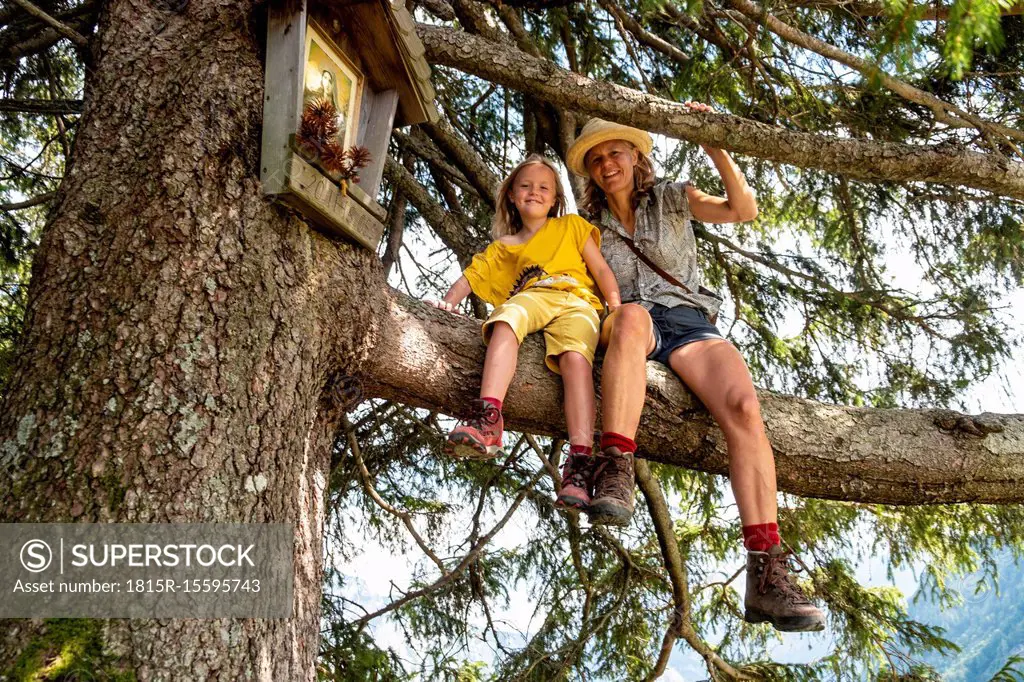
[565,118,653,177]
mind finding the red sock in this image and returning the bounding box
[600,432,636,454]
[568,444,592,457]
[481,396,502,412]
[742,523,780,552]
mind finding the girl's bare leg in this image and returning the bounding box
[558,351,596,447]
[480,322,520,401]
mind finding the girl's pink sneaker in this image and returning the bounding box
[555,453,597,511]
[445,400,505,460]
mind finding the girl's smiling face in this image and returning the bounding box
[511,163,558,224]
[585,139,638,196]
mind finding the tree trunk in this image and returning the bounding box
[418,24,1024,200]
[0,1,386,677]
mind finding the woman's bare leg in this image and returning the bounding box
[598,304,656,439]
[667,339,777,526]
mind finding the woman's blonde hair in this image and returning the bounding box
[492,154,567,239]
[580,142,656,218]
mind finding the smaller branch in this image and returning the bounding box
[343,418,448,575]
[488,0,575,5]
[696,565,747,593]
[636,460,748,680]
[394,130,477,195]
[597,0,691,66]
[487,0,543,57]
[9,0,89,47]
[604,2,654,93]
[421,119,500,208]
[0,98,82,116]
[785,0,1024,20]
[382,158,412,277]
[383,156,488,262]
[449,0,507,43]
[416,0,456,20]
[694,226,946,337]
[727,0,1024,151]
[558,11,579,72]
[0,190,56,211]
[352,466,546,629]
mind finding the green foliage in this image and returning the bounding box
[989,656,1024,682]
[3,618,136,682]
[0,41,79,395]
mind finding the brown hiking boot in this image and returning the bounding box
[587,447,635,526]
[744,545,826,632]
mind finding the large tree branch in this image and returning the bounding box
[725,0,1024,149]
[786,0,1024,20]
[362,292,1024,505]
[418,24,1024,199]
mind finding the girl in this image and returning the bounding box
[429,154,621,514]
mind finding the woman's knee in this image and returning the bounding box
[721,388,764,430]
[608,304,652,344]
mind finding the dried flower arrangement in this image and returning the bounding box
[296,97,371,195]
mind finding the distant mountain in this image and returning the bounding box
[908,551,1024,681]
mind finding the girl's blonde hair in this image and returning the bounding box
[580,142,656,218]
[492,154,567,239]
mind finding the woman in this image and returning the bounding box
[564,109,825,633]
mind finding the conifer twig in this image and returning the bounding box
[9,0,89,47]
[352,466,546,630]
[343,417,448,575]
[635,460,749,681]
[725,0,1024,155]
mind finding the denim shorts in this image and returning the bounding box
[648,304,723,366]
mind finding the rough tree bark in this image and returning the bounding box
[0,1,386,678]
[1,0,1022,677]
[418,24,1024,200]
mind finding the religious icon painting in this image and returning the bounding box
[303,23,362,150]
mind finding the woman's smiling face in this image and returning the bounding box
[585,140,639,196]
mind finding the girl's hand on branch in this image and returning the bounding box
[428,300,459,314]
[683,101,714,114]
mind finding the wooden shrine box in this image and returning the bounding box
[260,0,437,249]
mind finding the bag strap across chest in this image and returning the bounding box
[619,235,695,295]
